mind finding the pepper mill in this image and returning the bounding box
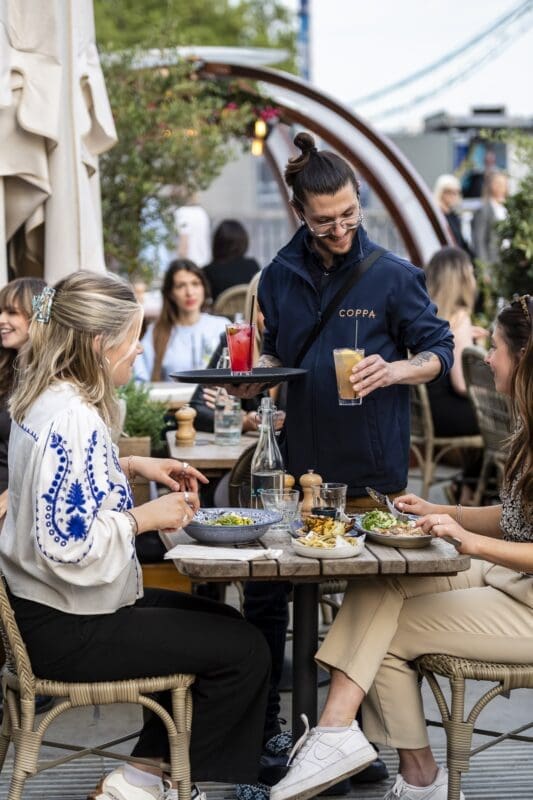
[284,473,296,490]
[299,469,322,518]
[175,404,197,446]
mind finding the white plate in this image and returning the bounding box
[292,535,365,560]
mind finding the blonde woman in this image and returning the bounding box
[425,247,487,503]
[0,272,270,800]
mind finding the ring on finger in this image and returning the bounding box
[182,461,189,474]
[184,491,190,504]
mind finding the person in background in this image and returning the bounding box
[0,277,46,527]
[0,271,270,800]
[135,259,229,381]
[425,247,487,504]
[175,194,211,268]
[433,174,474,258]
[270,294,533,800]
[0,277,52,718]
[471,170,509,265]
[204,220,260,304]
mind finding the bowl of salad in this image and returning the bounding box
[352,509,431,548]
[184,508,282,544]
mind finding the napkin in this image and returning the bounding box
[164,545,283,562]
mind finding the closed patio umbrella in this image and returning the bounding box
[0,0,117,286]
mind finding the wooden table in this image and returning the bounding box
[161,528,470,736]
[166,430,257,476]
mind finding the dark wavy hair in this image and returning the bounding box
[284,132,359,210]
[497,294,532,512]
[151,259,211,381]
[212,220,249,262]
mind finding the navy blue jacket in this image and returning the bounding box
[258,226,454,496]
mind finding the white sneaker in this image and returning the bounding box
[89,766,166,800]
[384,767,465,799]
[164,782,207,800]
[270,714,377,800]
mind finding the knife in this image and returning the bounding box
[365,486,411,523]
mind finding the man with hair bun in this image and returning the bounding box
[232,132,454,794]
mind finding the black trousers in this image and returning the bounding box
[9,587,271,784]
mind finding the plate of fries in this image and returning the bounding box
[291,515,365,559]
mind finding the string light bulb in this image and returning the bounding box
[251,138,264,157]
[254,118,268,138]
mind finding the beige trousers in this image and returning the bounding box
[316,559,533,749]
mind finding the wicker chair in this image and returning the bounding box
[0,576,195,800]
[416,654,533,800]
[462,346,511,504]
[212,284,248,319]
[409,383,484,499]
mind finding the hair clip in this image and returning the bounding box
[518,294,531,323]
[32,287,56,324]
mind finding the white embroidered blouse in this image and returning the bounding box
[0,383,142,614]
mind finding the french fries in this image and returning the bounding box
[298,516,357,549]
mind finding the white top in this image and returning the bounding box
[134,313,229,381]
[0,383,142,615]
[174,205,211,267]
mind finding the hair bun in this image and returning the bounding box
[294,132,317,155]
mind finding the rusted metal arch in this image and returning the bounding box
[201,61,452,265]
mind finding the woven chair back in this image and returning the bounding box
[0,575,35,698]
[212,284,248,319]
[462,347,511,453]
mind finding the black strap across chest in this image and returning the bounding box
[293,247,386,368]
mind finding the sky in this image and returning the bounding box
[281,0,533,132]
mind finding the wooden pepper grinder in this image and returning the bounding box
[299,469,322,519]
[175,404,197,446]
[283,473,295,490]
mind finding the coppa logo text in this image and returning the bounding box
[339,308,376,318]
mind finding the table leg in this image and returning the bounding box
[292,582,319,737]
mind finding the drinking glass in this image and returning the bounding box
[333,348,365,406]
[226,322,255,375]
[260,489,300,532]
[312,482,348,519]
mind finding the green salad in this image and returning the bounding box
[210,513,254,527]
[361,510,397,531]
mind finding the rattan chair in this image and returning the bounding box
[462,346,511,504]
[416,654,533,800]
[409,383,484,499]
[0,576,195,800]
[212,284,248,319]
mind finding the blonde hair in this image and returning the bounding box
[433,174,461,205]
[10,271,142,429]
[425,247,476,323]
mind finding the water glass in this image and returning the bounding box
[313,482,348,519]
[214,395,242,446]
[260,489,300,532]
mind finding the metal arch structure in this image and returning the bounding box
[201,61,452,265]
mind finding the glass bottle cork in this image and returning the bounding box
[175,404,197,446]
[299,469,322,518]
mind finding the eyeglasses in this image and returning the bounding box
[302,210,362,238]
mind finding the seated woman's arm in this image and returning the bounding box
[449,310,472,396]
[397,494,503,537]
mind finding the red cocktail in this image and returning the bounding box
[226,323,255,375]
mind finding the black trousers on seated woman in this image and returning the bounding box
[427,374,481,484]
[9,586,270,784]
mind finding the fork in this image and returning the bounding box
[365,486,412,523]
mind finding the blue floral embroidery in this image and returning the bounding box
[18,421,38,441]
[66,514,88,540]
[65,480,87,514]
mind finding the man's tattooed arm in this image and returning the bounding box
[410,351,437,368]
[257,354,283,368]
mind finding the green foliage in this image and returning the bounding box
[479,131,533,302]
[95,0,295,277]
[118,380,167,451]
[94,0,296,72]
[100,54,256,276]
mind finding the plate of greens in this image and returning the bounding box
[184,508,282,544]
[352,509,432,549]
